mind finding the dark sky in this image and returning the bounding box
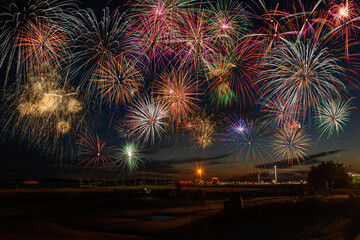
[1,0,360,181]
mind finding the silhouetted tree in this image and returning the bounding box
[308,161,351,189]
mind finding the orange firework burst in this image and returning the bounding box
[16,18,68,69]
[153,69,201,125]
[248,0,299,58]
[92,56,143,107]
[326,0,360,58]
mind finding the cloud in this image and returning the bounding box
[144,153,231,175]
[255,150,344,169]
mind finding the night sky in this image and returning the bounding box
[1,0,360,181]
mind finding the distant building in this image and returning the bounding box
[348,172,360,183]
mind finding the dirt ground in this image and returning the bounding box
[0,189,359,240]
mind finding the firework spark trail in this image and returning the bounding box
[247,0,300,58]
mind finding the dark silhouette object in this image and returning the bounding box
[308,161,351,189]
[144,188,151,199]
[224,192,244,214]
[175,181,181,197]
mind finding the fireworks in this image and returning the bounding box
[128,0,193,60]
[0,62,84,159]
[116,119,135,140]
[16,19,68,70]
[174,9,217,68]
[205,37,260,108]
[258,39,344,120]
[272,127,311,164]
[127,96,168,145]
[188,113,216,149]
[153,69,200,125]
[0,0,76,85]
[92,55,143,107]
[316,98,355,138]
[76,131,116,167]
[327,0,360,58]
[229,118,271,168]
[207,0,252,41]
[69,8,141,95]
[260,98,299,129]
[220,114,248,145]
[1,0,359,174]
[116,141,145,174]
[209,82,236,107]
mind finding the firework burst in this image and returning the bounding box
[316,98,355,138]
[91,55,143,107]
[220,114,248,145]
[187,113,216,149]
[258,39,345,121]
[153,69,200,125]
[76,131,116,168]
[207,0,252,41]
[205,37,260,108]
[228,118,271,168]
[260,98,300,129]
[326,0,360,58]
[173,9,217,68]
[16,18,68,70]
[116,119,135,140]
[1,62,84,160]
[127,96,168,145]
[128,0,195,62]
[0,0,76,85]
[69,8,141,96]
[272,127,311,165]
[116,141,145,174]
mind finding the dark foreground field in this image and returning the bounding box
[1,187,360,240]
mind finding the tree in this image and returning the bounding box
[308,161,351,189]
